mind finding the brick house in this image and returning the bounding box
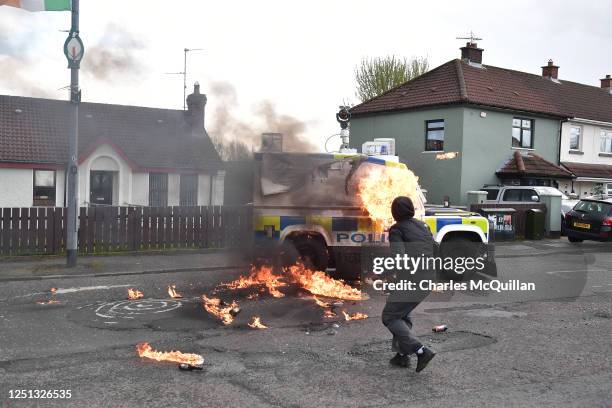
[349,43,612,204]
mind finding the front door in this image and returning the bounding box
[90,171,113,205]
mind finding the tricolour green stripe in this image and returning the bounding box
[44,0,71,11]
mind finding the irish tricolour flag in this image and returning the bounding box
[0,0,71,11]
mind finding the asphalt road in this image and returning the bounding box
[0,246,611,407]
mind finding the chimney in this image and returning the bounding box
[460,42,483,64]
[541,59,559,80]
[601,74,612,94]
[186,81,207,130]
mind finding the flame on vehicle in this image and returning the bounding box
[136,342,203,365]
[355,164,423,230]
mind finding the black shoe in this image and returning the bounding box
[415,347,436,372]
[389,353,410,368]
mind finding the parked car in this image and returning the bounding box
[564,197,612,242]
[482,185,575,233]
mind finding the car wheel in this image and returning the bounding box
[439,237,480,281]
[568,236,583,243]
[282,235,329,271]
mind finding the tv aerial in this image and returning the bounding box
[456,31,482,44]
[164,47,205,110]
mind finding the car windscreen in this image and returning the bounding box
[573,200,612,216]
[483,189,499,200]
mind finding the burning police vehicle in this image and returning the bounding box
[252,108,495,280]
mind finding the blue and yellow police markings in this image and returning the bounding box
[254,213,488,244]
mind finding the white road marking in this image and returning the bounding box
[55,284,133,294]
[16,284,134,299]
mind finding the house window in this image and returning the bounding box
[569,126,581,151]
[512,118,534,148]
[425,120,444,151]
[600,130,612,153]
[149,173,168,206]
[179,174,198,206]
[33,170,56,206]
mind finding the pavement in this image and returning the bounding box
[0,249,249,282]
[0,239,610,407]
[0,238,608,282]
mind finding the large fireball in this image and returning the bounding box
[355,164,423,230]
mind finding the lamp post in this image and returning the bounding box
[63,0,83,267]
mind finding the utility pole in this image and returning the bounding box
[63,0,84,267]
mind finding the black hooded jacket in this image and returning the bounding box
[388,196,434,256]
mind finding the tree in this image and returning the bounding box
[211,134,252,161]
[592,183,605,196]
[355,56,429,102]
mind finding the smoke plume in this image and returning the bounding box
[209,81,316,154]
[82,23,145,81]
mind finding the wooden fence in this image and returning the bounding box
[0,205,252,256]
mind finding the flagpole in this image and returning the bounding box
[66,0,80,267]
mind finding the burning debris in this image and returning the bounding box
[247,316,268,329]
[36,300,60,305]
[204,262,365,327]
[342,311,368,321]
[286,263,362,300]
[136,342,203,366]
[356,164,421,230]
[167,285,183,299]
[436,152,459,160]
[312,296,331,308]
[127,288,144,300]
[324,309,337,318]
[202,295,239,325]
[219,264,286,298]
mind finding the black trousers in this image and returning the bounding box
[381,295,428,355]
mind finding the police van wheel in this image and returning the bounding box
[439,237,478,281]
[283,235,329,271]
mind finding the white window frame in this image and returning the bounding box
[600,129,612,154]
[569,125,582,151]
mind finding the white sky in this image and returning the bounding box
[1,0,611,151]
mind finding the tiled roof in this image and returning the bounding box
[351,59,612,123]
[497,151,574,179]
[0,94,222,171]
[561,162,612,179]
